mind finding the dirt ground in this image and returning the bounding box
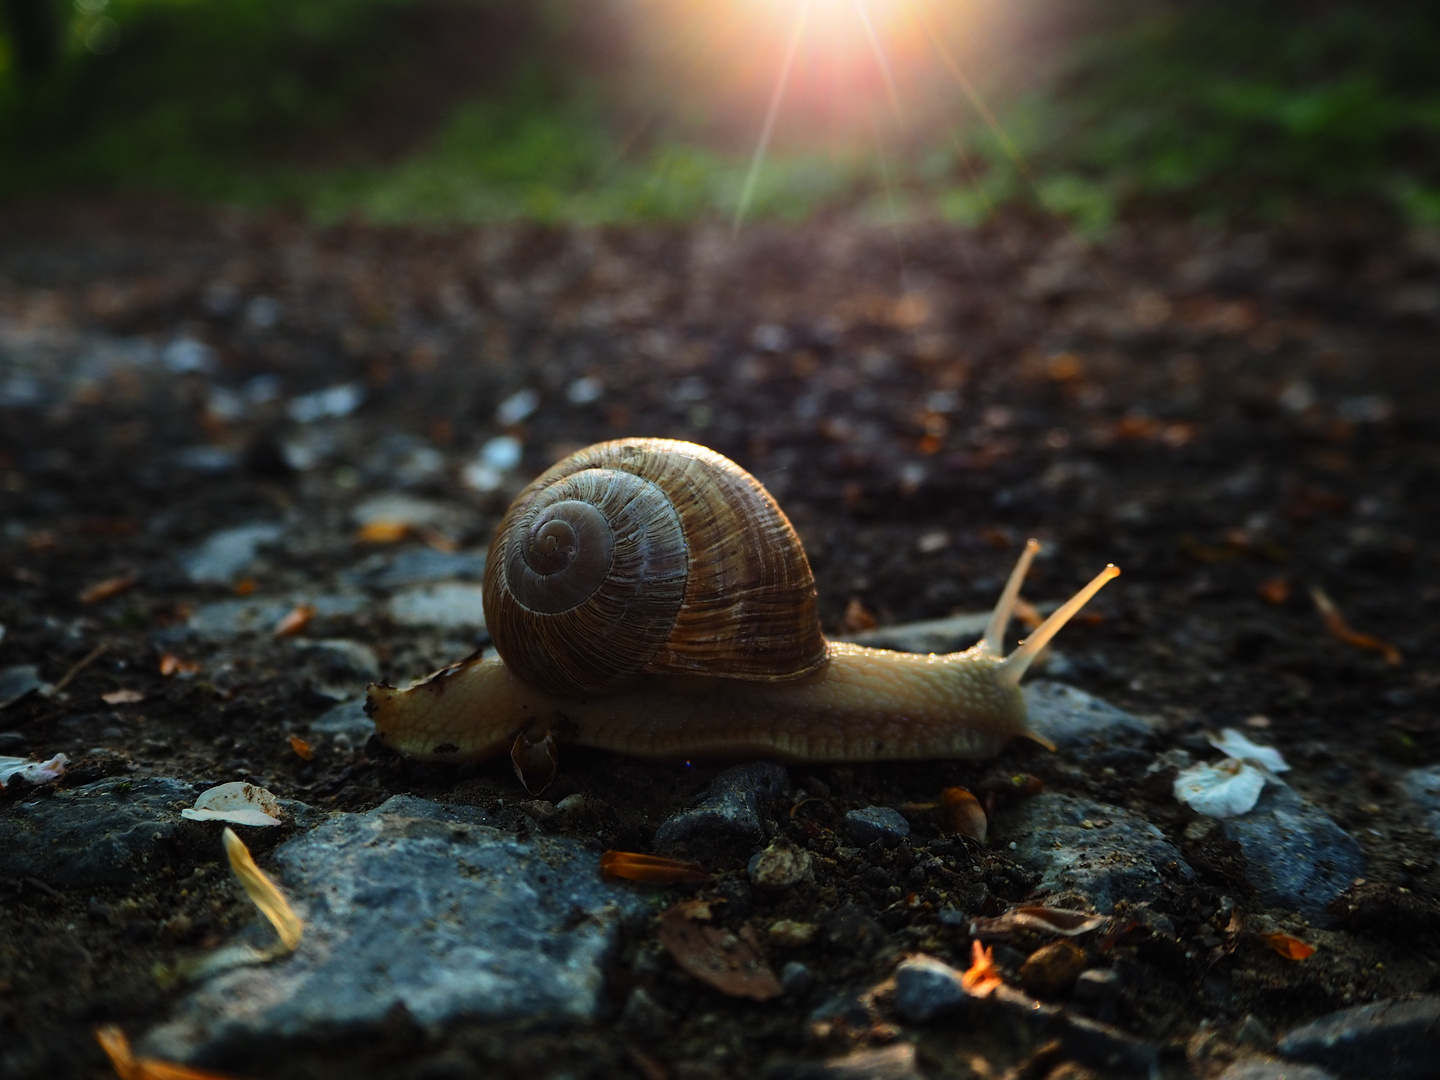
[1,199,1438,1079]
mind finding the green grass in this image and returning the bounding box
[2,0,1438,228]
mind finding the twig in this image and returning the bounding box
[51,643,108,694]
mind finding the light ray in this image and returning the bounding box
[733,0,812,234]
[850,0,904,124]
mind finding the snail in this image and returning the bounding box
[366,438,1119,792]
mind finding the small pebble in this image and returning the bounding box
[892,954,970,1022]
[780,961,814,998]
[1018,940,1086,997]
[652,762,789,853]
[768,920,818,948]
[1278,996,1440,1080]
[748,840,814,890]
[844,806,910,847]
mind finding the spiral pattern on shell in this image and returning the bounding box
[482,438,826,697]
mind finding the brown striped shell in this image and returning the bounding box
[482,438,827,697]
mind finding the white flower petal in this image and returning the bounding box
[1208,728,1289,773]
[1174,758,1267,818]
[0,752,68,787]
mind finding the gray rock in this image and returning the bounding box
[838,612,990,653]
[1217,1061,1335,1080]
[307,699,374,749]
[386,582,488,629]
[995,793,1193,911]
[344,548,486,590]
[0,777,198,888]
[0,664,50,709]
[142,795,649,1062]
[1278,997,1440,1080]
[892,954,970,1022]
[1401,765,1440,840]
[1022,680,1157,757]
[774,1044,923,1080]
[180,523,283,585]
[168,593,368,643]
[653,762,789,853]
[845,806,911,847]
[780,960,814,998]
[1220,782,1364,921]
[293,638,381,699]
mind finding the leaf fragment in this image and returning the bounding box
[79,573,138,605]
[601,850,709,884]
[656,901,782,1000]
[103,688,147,705]
[158,653,200,677]
[95,1024,243,1080]
[272,604,315,638]
[288,734,314,760]
[222,827,302,952]
[960,939,1003,997]
[1311,587,1402,666]
[1263,932,1316,961]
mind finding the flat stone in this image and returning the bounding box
[838,612,990,654]
[0,777,199,888]
[845,806,911,847]
[0,664,50,709]
[1278,997,1440,1080]
[168,594,368,643]
[653,762,789,853]
[994,793,1193,911]
[1401,765,1440,840]
[142,795,649,1063]
[1022,680,1157,758]
[892,954,970,1022]
[773,1044,923,1080]
[180,523,284,585]
[307,699,374,749]
[1218,1060,1336,1080]
[343,548,486,590]
[1220,782,1364,921]
[386,582,488,629]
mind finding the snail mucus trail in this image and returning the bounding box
[366,438,1119,793]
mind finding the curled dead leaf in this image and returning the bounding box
[1311,587,1401,666]
[960,940,1003,997]
[79,573,138,605]
[656,901,782,1000]
[1263,932,1316,961]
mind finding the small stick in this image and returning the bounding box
[50,643,108,695]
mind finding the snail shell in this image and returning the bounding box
[482,438,827,697]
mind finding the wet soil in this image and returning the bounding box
[1,199,1438,1079]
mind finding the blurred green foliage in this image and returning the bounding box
[1,0,1437,227]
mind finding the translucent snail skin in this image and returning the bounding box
[366,439,1118,792]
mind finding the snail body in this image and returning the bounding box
[366,438,1118,791]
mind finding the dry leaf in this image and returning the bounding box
[357,520,411,544]
[940,787,987,843]
[222,827,302,952]
[183,782,283,827]
[79,573,138,605]
[1312,587,1402,666]
[272,604,315,638]
[288,734,314,760]
[1257,577,1290,605]
[103,689,146,705]
[601,850,709,884]
[1263,932,1316,961]
[95,1024,244,1080]
[960,940,1003,997]
[158,654,200,677]
[656,901,782,1000]
[971,905,1107,938]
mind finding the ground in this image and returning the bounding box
[1,199,1438,1079]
